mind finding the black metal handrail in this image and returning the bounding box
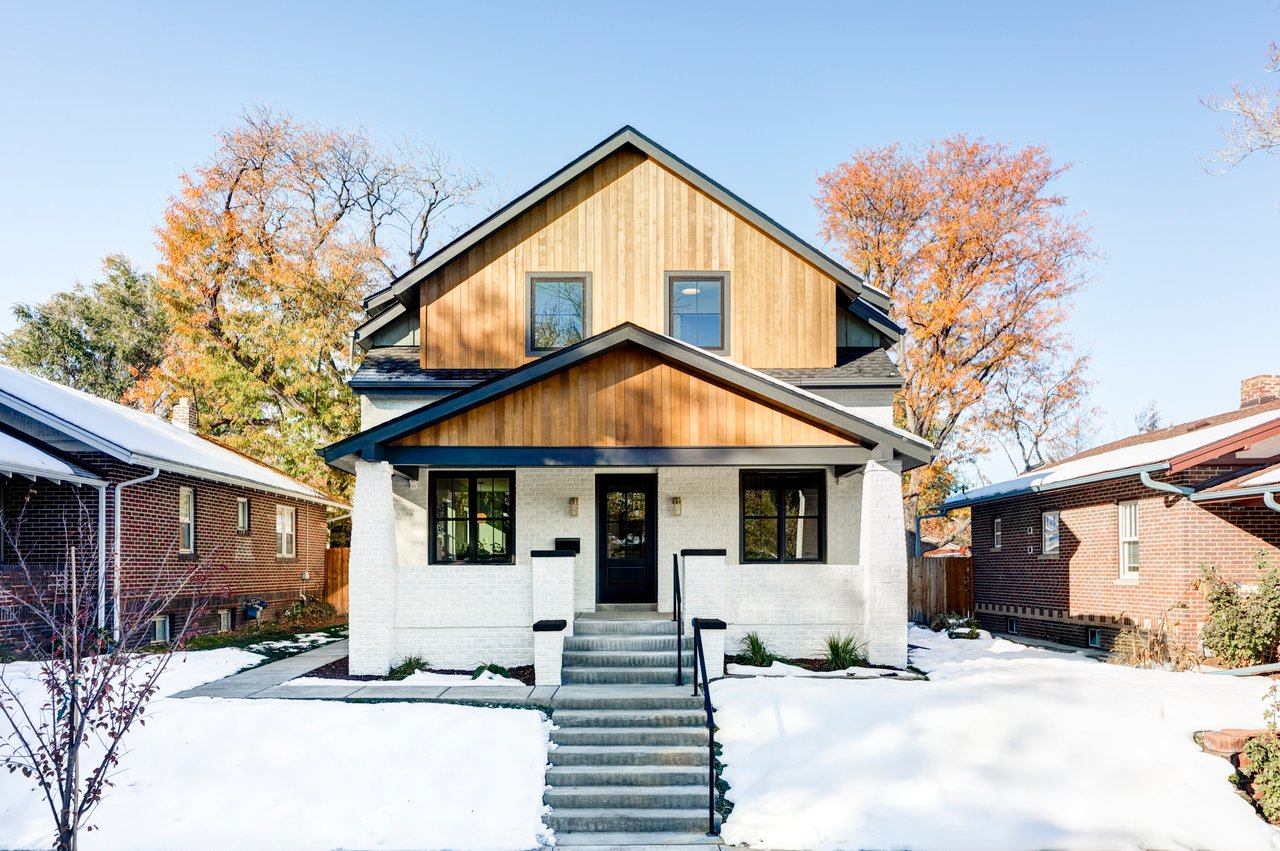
[690,617,719,836]
[672,553,683,686]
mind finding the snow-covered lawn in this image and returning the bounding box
[0,649,552,850]
[716,626,1280,851]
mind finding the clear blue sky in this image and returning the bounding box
[2,1,1277,480]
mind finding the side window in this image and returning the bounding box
[740,470,825,563]
[276,505,297,558]
[178,487,195,554]
[431,472,515,564]
[1041,510,1060,555]
[1118,501,1140,577]
[528,274,589,352]
[667,272,728,351]
[236,497,250,534]
[992,517,1002,551]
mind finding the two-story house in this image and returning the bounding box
[323,126,934,683]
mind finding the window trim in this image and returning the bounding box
[178,487,195,555]
[218,608,233,633]
[665,271,730,354]
[1087,627,1102,649]
[150,613,171,644]
[236,497,251,535]
[526,272,592,355]
[276,504,297,559]
[1041,509,1060,556]
[992,517,1003,552]
[1118,499,1140,577]
[1006,616,1019,636]
[429,471,517,565]
[738,469,826,564]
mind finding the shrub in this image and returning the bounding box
[822,633,868,670]
[930,612,980,639]
[1110,610,1196,671]
[1201,553,1280,668]
[929,613,949,632]
[1244,684,1280,823]
[739,632,780,667]
[0,641,15,664]
[473,662,512,680]
[388,655,429,680]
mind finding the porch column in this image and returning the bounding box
[681,549,727,679]
[531,550,575,686]
[859,456,908,667]
[348,459,398,675]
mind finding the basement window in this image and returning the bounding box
[1006,616,1019,636]
[149,614,171,644]
[218,608,233,633]
[1087,628,1102,649]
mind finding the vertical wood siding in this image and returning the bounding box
[421,148,839,370]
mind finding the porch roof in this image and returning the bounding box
[323,323,934,473]
[0,421,106,486]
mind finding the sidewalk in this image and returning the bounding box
[173,639,558,706]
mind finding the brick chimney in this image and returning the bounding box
[171,397,197,432]
[1241,375,1280,409]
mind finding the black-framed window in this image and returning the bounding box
[528,274,589,352]
[740,470,825,563]
[667,272,727,350]
[431,472,515,564]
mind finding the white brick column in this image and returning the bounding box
[681,550,728,629]
[348,459,398,675]
[859,457,908,667]
[531,551,575,685]
[695,622,726,679]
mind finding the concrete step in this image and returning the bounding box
[546,785,710,809]
[562,667,680,685]
[554,709,707,729]
[550,745,709,767]
[546,808,722,834]
[554,831,723,847]
[594,604,662,613]
[564,635,693,652]
[574,619,679,637]
[553,692,704,711]
[548,765,710,787]
[564,650,696,668]
[552,726,710,747]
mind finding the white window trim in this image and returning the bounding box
[178,487,195,555]
[218,608,232,633]
[1041,510,1060,556]
[276,505,297,559]
[150,613,171,644]
[1118,500,1140,577]
[992,517,1003,552]
[236,497,250,534]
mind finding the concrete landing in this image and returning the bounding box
[554,831,723,847]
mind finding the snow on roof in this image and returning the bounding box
[1196,461,1280,497]
[0,365,342,506]
[945,403,1280,507]
[0,429,103,484]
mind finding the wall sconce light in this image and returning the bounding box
[672,496,683,516]
[569,496,579,517]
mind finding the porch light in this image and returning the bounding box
[569,496,579,517]
[671,496,682,516]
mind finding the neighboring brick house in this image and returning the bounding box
[323,126,935,680]
[941,377,1280,652]
[0,365,345,650]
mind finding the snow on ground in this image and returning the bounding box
[285,668,526,687]
[0,649,552,850]
[727,661,918,680]
[715,625,1280,851]
[243,630,345,654]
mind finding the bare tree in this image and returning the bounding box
[1134,400,1164,434]
[0,492,217,851]
[982,350,1099,474]
[1204,41,1280,170]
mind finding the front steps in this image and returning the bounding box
[547,615,722,844]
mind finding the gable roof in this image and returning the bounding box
[0,365,346,508]
[324,323,933,469]
[943,398,1280,509]
[356,125,890,348]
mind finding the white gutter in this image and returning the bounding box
[943,462,1171,510]
[112,467,159,640]
[1139,469,1195,497]
[130,453,347,510]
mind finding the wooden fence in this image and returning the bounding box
[325,547,350,614]
[907,556,974,625]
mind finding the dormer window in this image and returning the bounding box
[667,273,728,351]
[527,273,589,353]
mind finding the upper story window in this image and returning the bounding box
[667,272,728,351]
[431,472,515,564]
[178,487,195,554]
[1118,500,1140,577]
[740,470,824,563]
[528,274,589,353]
[1041,510,1060,555]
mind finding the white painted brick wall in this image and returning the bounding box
[859,457,908,667]
[348,460,398,674]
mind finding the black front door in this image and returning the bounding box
[596,474,658,604]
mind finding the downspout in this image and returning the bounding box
[915,509,952,557]
[95,484,107,631]
[112,467,160,641]
[1264,492,1280,514]
[1139,470,1194,497]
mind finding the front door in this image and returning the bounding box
[596,474,658,604]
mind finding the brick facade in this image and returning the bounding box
[971,467,1280,651]
[0,452,329,649]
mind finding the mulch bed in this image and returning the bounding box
[303,656,535,686]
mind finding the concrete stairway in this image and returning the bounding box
[547,614,721,844]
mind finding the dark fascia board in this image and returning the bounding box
[379,445,876,467]
[354,307,407,349]
[848,299,903,343]
[349,379,482,393]
[371,126,886,317]
[321,322,933,466]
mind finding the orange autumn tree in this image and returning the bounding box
[134,109,486,496]
[816,136,1094,522]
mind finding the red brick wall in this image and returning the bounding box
[0,454,331,649]
[971,468,1280,650]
